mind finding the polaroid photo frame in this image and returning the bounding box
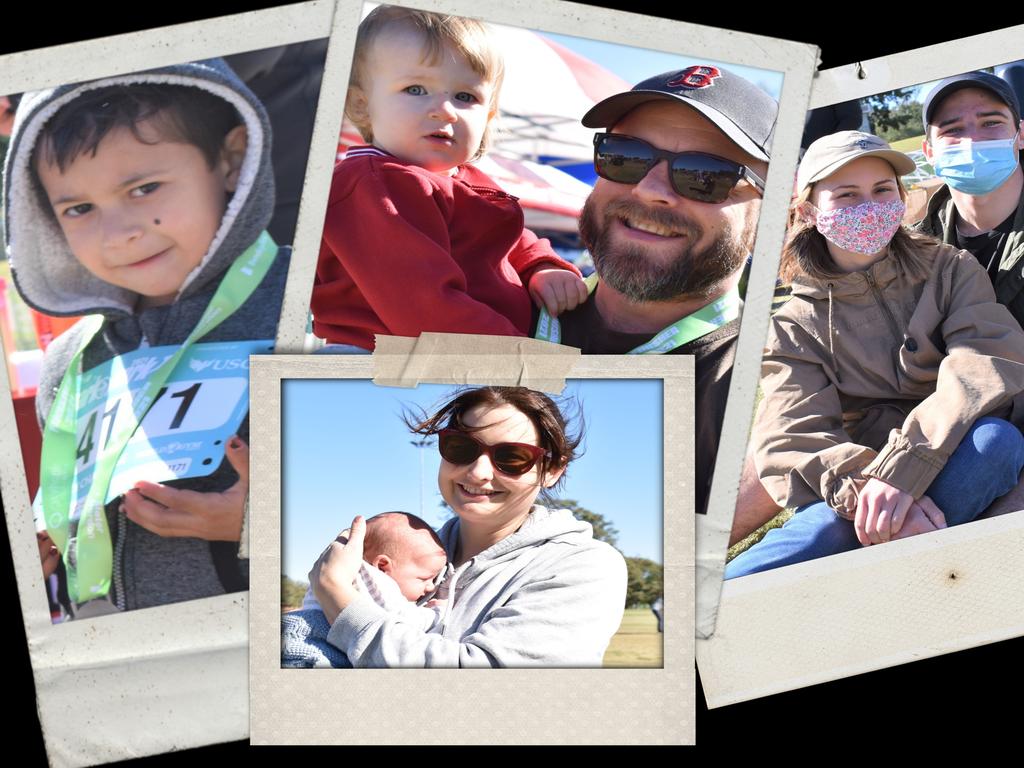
[0,1,355,763]
[275,0,819,638]
[698,23,1024,707]
[249,352,694,744]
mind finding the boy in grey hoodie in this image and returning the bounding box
[5,59,289,617]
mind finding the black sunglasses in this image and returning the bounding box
[593,132,766,203]
[438,429,549,477]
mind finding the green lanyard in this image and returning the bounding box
[40,231,277,604]
[534,273,741,354]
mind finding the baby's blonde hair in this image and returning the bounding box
[346,5,504,161]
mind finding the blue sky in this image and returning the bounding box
[282,379,664,580]
[542,31,783,101]
[359,2,782,101]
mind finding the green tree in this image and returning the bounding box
[624,556,663,608]
[281,575,308,610]
[863,88,924,143]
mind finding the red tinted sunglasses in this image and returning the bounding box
[593,132,766,203]
[438,429,549,476]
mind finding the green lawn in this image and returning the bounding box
[603,607,662,668]
[727,508,794,562]
[888,134,925,153]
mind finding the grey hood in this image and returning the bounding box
[4,58,275,317]
[437,503,601,569]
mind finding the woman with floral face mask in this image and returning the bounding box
[726,131,1024,579]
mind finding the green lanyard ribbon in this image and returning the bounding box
[40,231,277,604]
[534,273,741,354]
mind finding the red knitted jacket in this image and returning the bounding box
[312,146,580,349]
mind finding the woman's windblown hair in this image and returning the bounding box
[404,386,584,493]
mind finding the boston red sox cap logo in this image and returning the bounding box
[667,65,722,90]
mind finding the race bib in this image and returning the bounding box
[67,339,271,507]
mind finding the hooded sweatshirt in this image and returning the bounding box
[4,59,288,613]
[753,241,1024,519]
[326,505,627,668]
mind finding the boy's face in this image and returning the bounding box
[351,25,496,174]
[36,117,246,307]
[377,533,448,602]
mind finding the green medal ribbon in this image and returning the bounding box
[39,231,278,604]
[534,273,741,354]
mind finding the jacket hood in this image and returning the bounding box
[4,58,274,317]
[437,505,598,566]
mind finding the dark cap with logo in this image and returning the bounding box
[581,65,778,162]
[922,71,1022,132]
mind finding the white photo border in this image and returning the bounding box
[270,0,819,638]
[250,353,695,745]
[0,2,350,764]
[699,27,1024,706]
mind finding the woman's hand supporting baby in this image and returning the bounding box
[528,268,589,317]
[310,515,366,624]
[855,477,947,545]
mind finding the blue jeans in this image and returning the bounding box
[725,417,1024,580]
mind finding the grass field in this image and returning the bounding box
[282,602,665,668]
[888,134,926,153]
[603,607,662,668]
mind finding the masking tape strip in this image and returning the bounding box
[372,333,581,393]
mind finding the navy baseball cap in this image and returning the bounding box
[922,71,1022,132]
[581,65,778,162]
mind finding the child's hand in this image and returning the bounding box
[37,531,61,579]
[119,436,249,542]
[528,269,589,318]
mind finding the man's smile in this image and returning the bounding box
[619,215,688,239]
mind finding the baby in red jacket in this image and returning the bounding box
[311,5,587,350]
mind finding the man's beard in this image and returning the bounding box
[578,197,751,303]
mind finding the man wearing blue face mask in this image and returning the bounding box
[919,71,1024,324]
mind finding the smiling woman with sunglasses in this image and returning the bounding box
[309,386,627,667]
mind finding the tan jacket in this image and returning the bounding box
[754,242,1024,519]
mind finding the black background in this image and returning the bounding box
[4,1,1024,761]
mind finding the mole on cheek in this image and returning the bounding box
[153,218,161,226]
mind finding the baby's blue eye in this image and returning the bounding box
[62,203,93,218]
[130,182,161,198]
[455,92,479,104]
[404,85,427,96]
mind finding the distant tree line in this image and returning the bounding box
[555,499,664,609]
[864,88,924,144]
[282,575,307,610]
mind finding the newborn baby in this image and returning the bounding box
[283,512,449,667]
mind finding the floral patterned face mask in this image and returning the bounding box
[810,199,906,256]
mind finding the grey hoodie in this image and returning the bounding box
[4,59,289,613]
[326,505,628,668]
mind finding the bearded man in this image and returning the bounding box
[534,67,777,515]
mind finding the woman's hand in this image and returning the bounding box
[120,436,249,541]
[854,478,916,545]
[309,515,366,624]
[891,495,947,540]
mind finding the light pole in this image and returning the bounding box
[410,437,435,519]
